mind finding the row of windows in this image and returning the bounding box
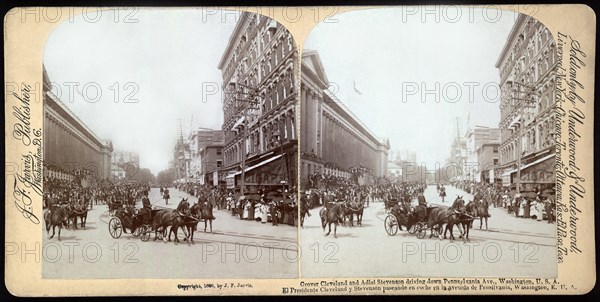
[500,115,555,164]
[224,110,296,166]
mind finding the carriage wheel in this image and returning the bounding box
[132,225,142,237]
[416,228,426,239]
[408,224,418,234]
[384,215,398,236]
[108,217,122,239]
[432,227,440,237]
[140,225,151,242]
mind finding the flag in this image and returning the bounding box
[353,81,363,95]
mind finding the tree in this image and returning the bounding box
[157,168,176,185]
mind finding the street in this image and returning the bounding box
[43,188,298,279]
[300,185,556,278]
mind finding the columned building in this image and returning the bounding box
[300,50,389,188]
[43,66,113,182]
[496,14,557,191]
[218,13,298,191]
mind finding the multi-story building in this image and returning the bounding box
[300,50,389,188]
[448,135,467,181]
[496,14,557,191]
[43,65,113,183]
[465,126,500,182]
[218,13,298,191]
[200,145,224,187]
[111,151,140,181]
[173,139,191,184]
[188,128,224,184]
[475,128,501,184]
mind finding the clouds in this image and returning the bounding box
[44,9,239,175]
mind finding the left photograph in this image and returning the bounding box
[42,9,299,279]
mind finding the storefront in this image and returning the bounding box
[504,153,555,191]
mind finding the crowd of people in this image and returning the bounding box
[164,183,298,227]
[452,180,556,224]
[305,171,427,209]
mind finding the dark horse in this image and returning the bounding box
[342,198,364,227]
[445,211,475,242]
[300,196,311,228]
[183,203,201,242]
[466,198,490,231]
[44,206,70,240]
[199,199,215,233]
[152,198,190,243]
[427,196,466,240]
[320,204,345,238]
[68,203,88,229]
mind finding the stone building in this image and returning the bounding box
[300,50,389,188]
[43,66,113,183]
[218,12,298,191]
[496,14,557,191]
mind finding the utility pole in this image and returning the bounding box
[226,83,260,196]
[506,80,537,194]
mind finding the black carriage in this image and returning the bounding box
[384,198,399,213]
[108,200,124,216]
[384,206,439,239]
[108,208,161,242]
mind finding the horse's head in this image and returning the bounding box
[452,196,466,212]
[177,198,190,213]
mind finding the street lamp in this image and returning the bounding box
[224,82,261,195]
[506,80,538,194]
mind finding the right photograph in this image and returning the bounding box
[299,8,558,278]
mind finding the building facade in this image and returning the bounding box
[43,66,113,183]
[496,14,557,191]
[200,145,224,187]
[188,128,224,184]
[465,126,500,182]
[111,151,140,181]
[218,13,298,191]
[300,50,389,188]
[475,129,501,184]
[173,138,191,183]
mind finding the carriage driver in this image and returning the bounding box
[140,191,152,224]
[415,193,427,221]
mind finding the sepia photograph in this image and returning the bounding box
[299,8,558,278]
[41,9,299,279]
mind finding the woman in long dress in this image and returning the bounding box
[518,198,526,217]
[242,201,250,220]
[260,202,269,223]
[534,197,544,221]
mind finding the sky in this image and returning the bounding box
[304,7,517,168]
[44,9,240,175]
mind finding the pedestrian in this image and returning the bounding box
[260,201,269,223]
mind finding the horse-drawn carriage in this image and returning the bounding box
[385,196,475,241]
[108,206,161,242]
[384,198,400,213]
[384,205,440,239]
[108,199,124,216]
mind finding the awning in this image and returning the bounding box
[232,154,283,176]
[503,153,556,175]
